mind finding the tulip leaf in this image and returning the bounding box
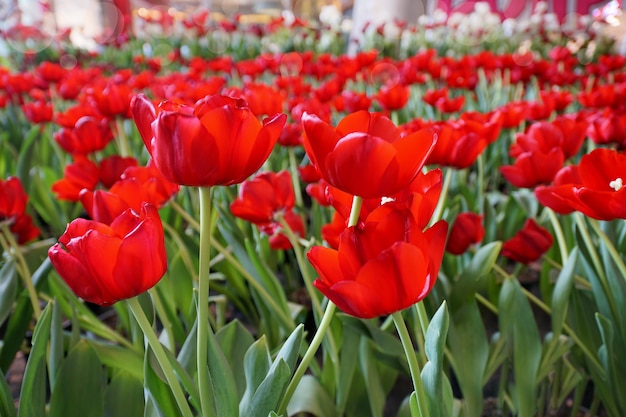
[206,324,239,417]
[240,336,270,408]
[0,259,18,328]
[272,324,304,376]
[450,242,502,310]
[286,375,338,417]
[499,279,541,417]
[551,248,579,336]
[18,302,53,417]
[144,347,183,417]
[0,292,33,373]
[48,299,63,390]
[240,359,290,417]
[336,324,360,414]
[87,340,143,380]
[16,124,39,191]
[215,320,255,398]
[421,301,452,417]
[104,370,145,417]
[0,368,16,417]
[447,297,488,416]
[48,340,104,417]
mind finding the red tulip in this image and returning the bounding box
[374,83,410,111]
[308,205,448,318]
[48,204,167,306]
[230,170,295,225]
[445,212,484,255]
[259,209,306,250]
[51,156,100,201]
[131,94,286,187]
[302,110,436,198]
[22,100,53,124]
[534,166,581,215]
[500,148,565,188]
[54,116,114,155]
[0,177,28,221]
[502,219,553,264]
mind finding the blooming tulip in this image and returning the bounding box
[502,219,553,264]
[446,212,484,255]
[302,110,436,199]
[48,204,167,306]
[131,94,286,187]
[308,206,447,318]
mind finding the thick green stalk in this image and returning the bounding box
[127,297,194,417]
[197,186,213,417]
[277,196,364,415]
[392,311,430,417]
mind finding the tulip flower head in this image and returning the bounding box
[131,94,286,187]
[48,204,167,306]
[501,219,553,264]
[302,110,436,199]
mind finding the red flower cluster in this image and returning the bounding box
[0,177,40,244]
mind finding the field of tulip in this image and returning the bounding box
[1,2,626,417]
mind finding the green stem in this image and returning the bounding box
[277,195,364,415]
[277,301,336,416]
[0,224,41,319]
[150,288,175,350]
[413,301,430,366]
[545,208,569,264]
[115,118,131,157]
[127,297,194,417]
[430,169,452,226]
[392,311,430,417]
[288,148,304,209]
[197,186,213,417]
[587,218,626,280]
[277,215,323,320]
[169,201,295,331]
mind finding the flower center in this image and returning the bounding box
[610,178,623,191]
[381,196,395,205]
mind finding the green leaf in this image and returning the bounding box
[450,242,502,309]
[241,359,291,417]
[272,324,304,375]
[48,300,63,390]
[216,320,255,398]
[87,340,143,380]
[241,337,272,409]
[421,302,451,417]
[447,298,488,416]
[551,248,579,336]
[499,279,542,417]
[0,368,17,417]
[206,325,239,417]
[104,370,145,417]
[0,292,33,372]
[144,347,183,417]
[48,341,104,417]
[16,125,40,191]
[287,375,337,417]
[18,302,53,417]
[0,259,18,328]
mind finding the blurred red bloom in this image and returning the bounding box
[302,110,436,198]
[420,122,489,169]
[48,204,167,306]
[54,116,114,155]
[230,170,295,225]
[586,108,626,146]
[88,81,133,119]
[22,100,53,124]
[98,155,139,189]
[375,83,410,111]
[131,94,286,187]
[308,204,447,318]
[259,209,306,250]
[445,212,484,255]
[52,156,101,201]
[0,177,40,245]
[55,104,103,128]
[502,219,553,264]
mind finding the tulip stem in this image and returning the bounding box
[288,147,304,209]
[169,201,295,331]
[277,215,323,320]
[545,208,568,264]
[430,169,452,226]
[197,186,213,417]
[0,223,41,319]
[277,301,336,416]
[277,194,364,415]
[127,297,194,417]
[115,118,131,157]
[392,311,430,417]
[587,218,626,282]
